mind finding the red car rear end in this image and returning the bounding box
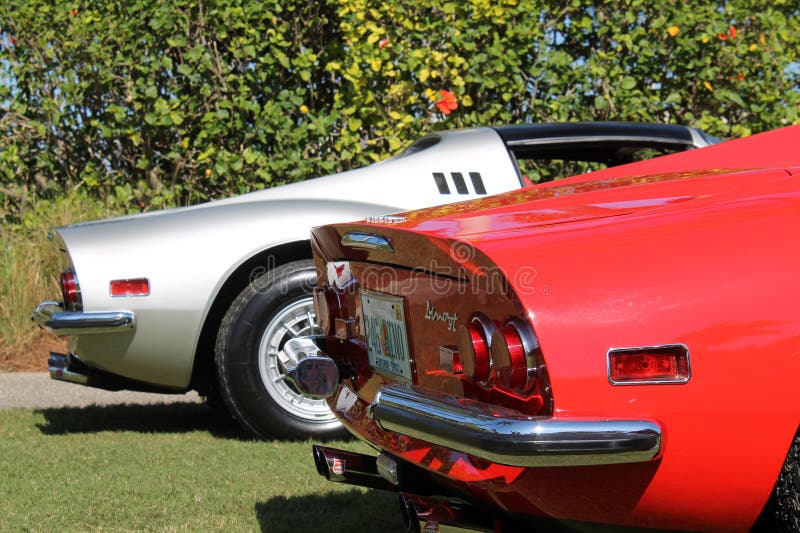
[289,126,800,532]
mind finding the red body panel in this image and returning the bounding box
[310,125,800,531]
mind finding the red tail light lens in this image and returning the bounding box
[492,325,527,391]
[457,314,495,382]
[110,278,150,297]
[456,313,552,415]
[457,324,489,381]
[490,318,543,394]
[608,345,690,384]
[60,270,81,311]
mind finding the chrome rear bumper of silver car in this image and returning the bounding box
[371,383,662,467]
[32,301,135,335]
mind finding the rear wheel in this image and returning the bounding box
[766,432,800,532]
[215,260,345,440]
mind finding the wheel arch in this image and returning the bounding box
[188,239,312,395]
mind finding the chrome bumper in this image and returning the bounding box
[371,383,662,467]
[32,301,135,336]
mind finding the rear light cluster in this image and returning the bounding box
[453,313,549,400]
[608,345,690,384]
[110,278,150,297]
[60,270,82,311]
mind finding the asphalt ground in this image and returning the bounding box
[0,371,202,410]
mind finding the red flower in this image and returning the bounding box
[8,37,14,46]
[736,72,745,82]
[718,32,727,40]
[728,25,737,39]
[378,38,389,50]
[435,90,458,115]
[69,8,79,16]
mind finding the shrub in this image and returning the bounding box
[0,0,798,221]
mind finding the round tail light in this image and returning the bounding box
[60,270,81,311]
[492,325,526,391]
[457,314,495,382]
[491,319,540,394]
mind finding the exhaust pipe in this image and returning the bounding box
[48,352,89,385]
[313,445,502,532]
[312,445,396,491]
[399,493,499,533]
[48,352,189,393]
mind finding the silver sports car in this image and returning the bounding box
[32,123,718,439]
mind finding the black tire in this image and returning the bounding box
[215,259,346,440]
[768,432,800,532]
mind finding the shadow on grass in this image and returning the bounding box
[35,402,251,439]
[255,489,405,533]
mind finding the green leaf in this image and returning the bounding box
[348,118,363,132]
[621,77,637,90]
[196,147,216,163]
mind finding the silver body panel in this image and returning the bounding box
[54,127,521,389]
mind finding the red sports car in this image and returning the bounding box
[287,125,800,532]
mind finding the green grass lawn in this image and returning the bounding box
[0,402,406,532]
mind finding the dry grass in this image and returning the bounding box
[0,192,123,371]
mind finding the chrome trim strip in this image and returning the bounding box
[506,135,692,147]
[341,232,394,252]
[606,344,691,385]
[32,301,135,336]
[370,383,662,467]
[365,215,407,225]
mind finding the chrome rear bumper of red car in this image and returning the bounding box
[288,337,662,467]
[371,383,661,467]
[32,301,135,335]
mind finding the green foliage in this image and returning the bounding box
[0,0,798,220]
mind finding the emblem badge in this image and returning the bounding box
[331,458,345,476]
[424,300,459,331]
[327,261,353,288]
[365,215,407,224]
[335,385,358,413]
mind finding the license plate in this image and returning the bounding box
[361,290,412,381]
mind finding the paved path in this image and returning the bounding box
[0,371,202,410]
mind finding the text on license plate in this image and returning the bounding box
[360,289,412,381]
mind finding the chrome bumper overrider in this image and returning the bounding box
[32,301,135,336]
[371,383,662,467]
